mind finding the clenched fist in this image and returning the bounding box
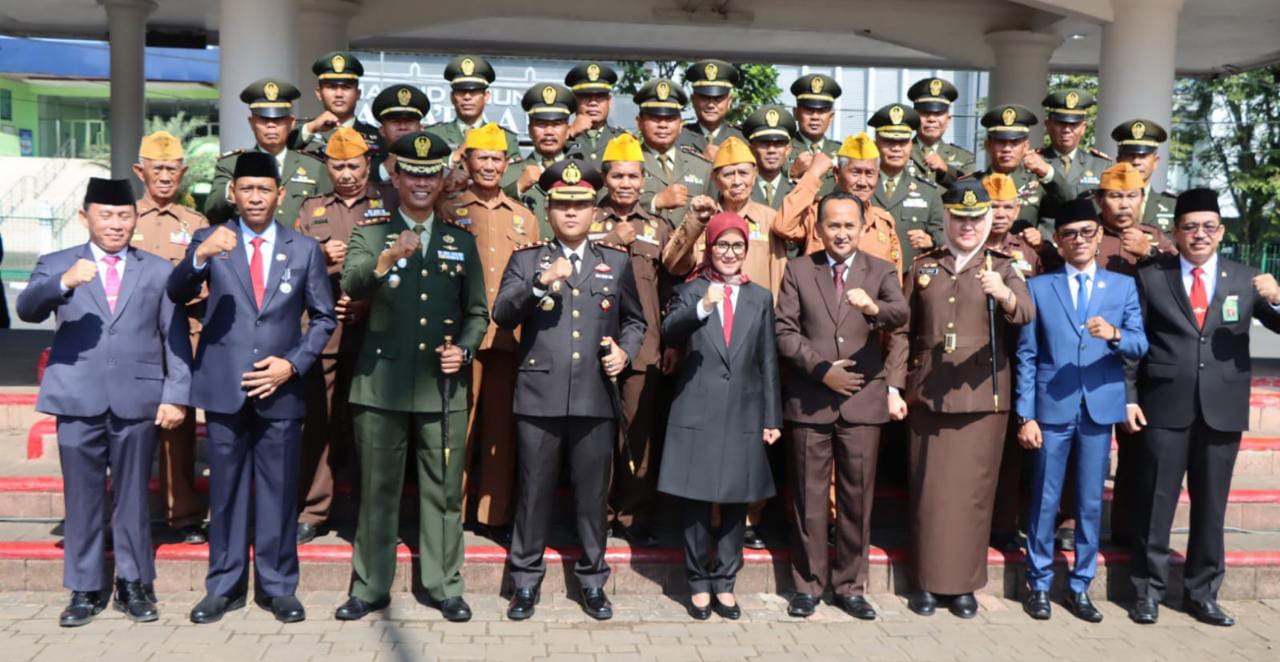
[1254,273,1280,306]
[1086,316,1119,341]
[688,194,718,221]
[538,256,574,288]
[611,221,637,246]
[701,282,726,312]
[906,229,934,250]
[924,152,948,174]
[305,111,341,135]
[808,151,834,179]
[195,225,238,262]
[978,269,1014,303]
[788,151,814,180]
[61,258,98,290]
[654,183,690,211]
[516,164,544,194]
[322,239,348,266]
[1021,226,1043,249]
[1120,227,1153,258]
[1022,151,1051,178]
[844,287,879,316]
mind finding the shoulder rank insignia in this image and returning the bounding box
[220,148,245,159]
[1088,147,1113,161]
[515,240,551,252]
[442,218,469,232]
[356,215,390,227]
[596,240,630,253]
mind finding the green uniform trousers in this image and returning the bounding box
[350,405,467,602]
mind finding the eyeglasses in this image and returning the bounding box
[1178,222,1221,236]
[712,241,748,256]
[1056,226,1100,241]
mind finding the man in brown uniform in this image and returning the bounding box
[291,127,381,544]
[983,173,1041,552]
[891,179,1034,619]
[775,133,902,275]
[438,123,538,543]
[589,134,673,546]
[131,130,209,544]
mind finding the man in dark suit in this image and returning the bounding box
[775,192,907,619]
[167,152,335,624]
[492,159,645,621]
[17,178,191,626]
[1127,189,1280,627]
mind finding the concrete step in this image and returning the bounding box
[0,522,1276,599]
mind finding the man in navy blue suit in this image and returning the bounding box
[1015,199,1147,622]
[18,178,191,627]
[167,152,335,624]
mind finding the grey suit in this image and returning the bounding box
[18,243,191,591]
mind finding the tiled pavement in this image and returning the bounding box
[1,591,1277,661]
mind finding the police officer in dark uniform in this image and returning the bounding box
[1111,119,1177,233]
[564,62,626,165]
[676,59,746,155]
[425,55,522,163]
[868,103,945,264]
[492,159,645,622]
[502,82,578,239]
[291,51,382,160]
[369,84,431,184]
[907,77,975,189]
[1038,89,1112,221]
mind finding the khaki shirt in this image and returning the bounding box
[590,204,672,369]
[439,187,537,352]
[133,195,209,263]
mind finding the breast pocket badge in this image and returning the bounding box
[1223,295,1240,323]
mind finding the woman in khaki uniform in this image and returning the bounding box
[890,179,1034,618]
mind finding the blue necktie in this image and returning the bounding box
[1076,273,1090,326]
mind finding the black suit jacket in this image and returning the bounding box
[1135,253,1280,431]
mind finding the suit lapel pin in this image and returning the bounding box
[1097,281,1106,289]
[275,253,286,262]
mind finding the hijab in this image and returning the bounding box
[688,211,752,285]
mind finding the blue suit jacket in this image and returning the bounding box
[1016,267,1148,426]
[17,243,191,419]
[166,221,335,419]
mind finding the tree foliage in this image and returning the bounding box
[616,60,781,124]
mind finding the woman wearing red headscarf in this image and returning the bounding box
[658,212,782,621]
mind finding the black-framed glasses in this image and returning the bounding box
[1056,226,1100,241]
[1178,222,1221,236]
[712,241,748,256]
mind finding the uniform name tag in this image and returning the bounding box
[944,333,957,353]
[903,198,928,208]
[1223,295,1240,323]
[594,273,614,280]
[683,174,704,185]
[169,231,191,245]
[635,235,660,245]
[291,175,316,184]
[919,265,939,275]
[438,250,465,262]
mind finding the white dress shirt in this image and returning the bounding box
[1180,253,1219,303]
[1064,260,1098,308]
[697,281,741,321]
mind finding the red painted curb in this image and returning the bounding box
[0,393,38,406]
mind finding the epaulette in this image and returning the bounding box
[914,247,947,261]
[442,218,470,232]
[949,142,975,157]
[1088,147,1113,161]
[679,144,710,161]
[294,150,324,163]
[985,247,1013,259]
[595,240,630,253]
[1159,188,1178,199]
[909,170,939,188]
[355,215,390,227]
[515,240,551,251]
[219,148,245,159]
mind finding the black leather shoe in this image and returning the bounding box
[190,593,246,624]
[907,591,937,617]
[991,531,1021,553]
[742,527,766,550]
[834,595,877,621]
[687,596,712,621]
[1055,527,1076,552]
[712,595,741,620]
[507,588,538,621]
[1184,598,1235,627]
[257,595,306,623]
[949,593,978,619]
[1128,598,1159,625]
[1066,592,1103,623]
[177,524,207,545]
[59,590,106,627]
[113,579,158,623]
[580,587,613,620]
[787,593,817,618]
[296,522,319,545]
[334,595,389,621]
[1022,590,1051,620]
[437,597,472,622]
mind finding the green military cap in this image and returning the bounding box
[907,77,958,113]
[312,50,363,83]
[564,62,618,93]
[539,158,603,202]
[941,178,991,218]
[981,104,1038,140]
[685,59,739,97]
[372,84,430,122]
[740,104,797,143]
[443,55,496,91]
[388,131,450,176]
[791,73,841,109]
[522,82,577,121]
[1111,118,1167,155]
[633,78,688,117]
[1042,89,1096,124]
[239,78,300,118]
[868,103,921,140]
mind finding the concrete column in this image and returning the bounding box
[295,0,359,119]
[103,0,155,184]
[1097,0,1184,189]
[218,0,300,151]
[985,30,1062,145]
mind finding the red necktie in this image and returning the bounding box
[833,262,847,299]
[1190,266,1208,328]
[102,255,121,314]
[721,285,734,346]
[249,236,266,309]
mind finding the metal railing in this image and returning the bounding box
[1220,243,1280,279]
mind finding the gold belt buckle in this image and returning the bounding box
[944,333,957,353]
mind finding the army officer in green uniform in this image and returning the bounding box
[290,51,382,159]
[335,131,488,623]
[632,78,712,226]
[1037,89,1112,221]
[907,77,975,189]
[425,55,521,163]
[1112,118,1178,233]
[868,103,945,264]
[675,59,746,155]
[502,82,578,239]
[968,104,1070,239]
[206,78,332,225]
[564,62,627,165]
